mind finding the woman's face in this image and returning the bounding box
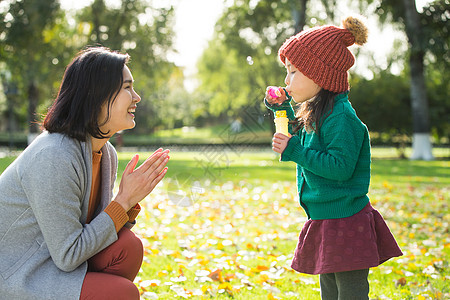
[284,58,321,103]
[98,65,141,135]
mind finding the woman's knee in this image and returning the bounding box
[117,227,144,257]
[113,277,140,300]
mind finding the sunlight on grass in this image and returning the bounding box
[0,149,448,299]
[114,150,449,299]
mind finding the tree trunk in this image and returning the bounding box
[27,82,40,145]
[292,0,308,34]
[402,0,434,160]
[92,0,105,44]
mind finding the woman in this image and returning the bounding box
[0,47,169,299]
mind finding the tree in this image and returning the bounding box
[377,0,435,160]
[196,0,309,122]
[76,0,179,133]
[420,0,450,144]
[0,0,71,144]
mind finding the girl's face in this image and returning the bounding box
[284,58,321,103]
[98,66,141,135]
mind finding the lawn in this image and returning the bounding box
[0,148,449,299]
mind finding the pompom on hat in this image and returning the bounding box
[278,16,368,93]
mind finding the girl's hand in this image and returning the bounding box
[114,148,170,211]
[272,133,290,154]
[265,87,288,105]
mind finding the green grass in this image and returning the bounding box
[0,149,449,299]
[123,150,449,299]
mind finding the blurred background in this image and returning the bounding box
[0,0,448,159]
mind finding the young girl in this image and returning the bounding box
[0,47,170,300]
[265,17,402,299]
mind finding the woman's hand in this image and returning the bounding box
[265,87,288,105]
[272,133,290,154]
[114,148,170,211]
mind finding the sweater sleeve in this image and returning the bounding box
[264,93,296,121]
[127,203,141,223]
[281,111,365,181]
[104,201,129,232]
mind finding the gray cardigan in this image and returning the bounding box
[0,132,120,299]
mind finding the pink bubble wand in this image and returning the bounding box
[267,86,282,99]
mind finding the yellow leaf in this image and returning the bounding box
[258,274,269,284]
[257,265,270,271]
[218,282,232,290]
[199,259,210,266]
[157,270,167,277]
[394,269,404,275]
[268,293,281,300]
[201,285,211,293]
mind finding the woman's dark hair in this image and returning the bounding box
[43,46,130,141]
[290,89,339,135]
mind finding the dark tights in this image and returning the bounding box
[319,269,369,300]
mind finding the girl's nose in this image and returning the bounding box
[284,74,290,86]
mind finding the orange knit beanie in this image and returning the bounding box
[278,16,368,93]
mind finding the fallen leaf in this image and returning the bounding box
[396,277,407,287]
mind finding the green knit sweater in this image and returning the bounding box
[266,92,370,220]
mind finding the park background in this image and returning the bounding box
[0,0,449,299]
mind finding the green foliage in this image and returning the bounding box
[0,0,72,132]
[420,0,450,67]
[196,0,297,119]
[0,0,181,135]
[349,70,411,137]
[375,0,449,142]
[75,0,179,133]
[350,67,449,144]
[421,0,450,141]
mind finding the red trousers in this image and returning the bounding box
[80,227,143,300]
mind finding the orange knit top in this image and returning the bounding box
[87,151,141,232]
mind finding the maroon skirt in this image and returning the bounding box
[291,203,403,275]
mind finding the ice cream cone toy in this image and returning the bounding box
[274,110,290,137]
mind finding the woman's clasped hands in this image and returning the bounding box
[114,148,170,211]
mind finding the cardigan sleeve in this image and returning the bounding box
[281,111,365,181]
[21,148,117,272]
